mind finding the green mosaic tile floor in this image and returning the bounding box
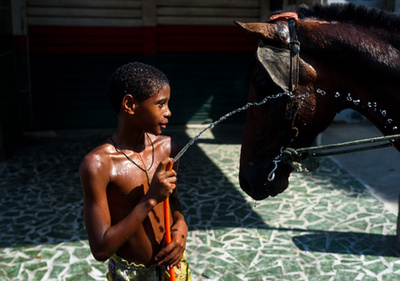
[0,126,399,280]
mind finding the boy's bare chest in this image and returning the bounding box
[108,164,166,228]
[108,164,156,206]
[107,170,167,244]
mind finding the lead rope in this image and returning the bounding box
[279,134,400,173]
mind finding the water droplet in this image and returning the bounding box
[374,102,377,107]
[346,93,352,102]
[393,126,398,131]
[353,100,360,105]
[368,102,372,108]
[335,92,340,98]
[388,119,393,123]
[381,110,387,117]
[316,89,326,96]
[299,92,311,100]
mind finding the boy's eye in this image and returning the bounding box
[157,99,168,107]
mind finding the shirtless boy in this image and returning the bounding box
[79,62,191,280]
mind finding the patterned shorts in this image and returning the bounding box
[106,251,192,281]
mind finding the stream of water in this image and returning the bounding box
[172,91,293,162]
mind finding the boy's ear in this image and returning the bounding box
[122,94,138,115]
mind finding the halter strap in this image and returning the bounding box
[269,12,299,22]
[288,18,300,92]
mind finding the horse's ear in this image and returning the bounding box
[233,21,276,40]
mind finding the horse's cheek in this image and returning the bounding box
[299,59,318,84]
[299,97,317,125]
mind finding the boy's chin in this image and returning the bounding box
[158,124,168,134]
[147,127,162,135]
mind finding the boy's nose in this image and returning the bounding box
[165,106,172,117]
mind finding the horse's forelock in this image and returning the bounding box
[297,3,400,32]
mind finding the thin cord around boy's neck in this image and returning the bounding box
[110,133,155,185]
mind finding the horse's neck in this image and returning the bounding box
[301,22,400,74]
[328,61,400,137]
[334,66,400,138]
[300,22,400,136]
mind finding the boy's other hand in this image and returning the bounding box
[154,229,186,267]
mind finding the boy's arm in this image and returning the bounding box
[80,153,175,261]
[155,160,189,267]
[170,189,189,247]
[168,153,188,244]
[155,191,188,267]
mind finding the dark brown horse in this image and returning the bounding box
[236,3,400,200]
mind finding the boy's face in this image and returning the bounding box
[135,84,172,135]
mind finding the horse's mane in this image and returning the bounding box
[297,3,400,31]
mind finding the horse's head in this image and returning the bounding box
[235,12,339,200]
[236,4,400,200]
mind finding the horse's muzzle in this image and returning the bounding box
[239,161,291,200]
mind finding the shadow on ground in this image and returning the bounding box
[1,124,399,262]
[0,125,268,248]
[292,231,400,257]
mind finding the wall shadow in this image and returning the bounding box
[292,231,400,257]
[0,126,268,248]
[0,130,109,248]
[1,125,399,261]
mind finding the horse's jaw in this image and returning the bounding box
[239,159,293,200]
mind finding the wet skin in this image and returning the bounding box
[80,84,188,267]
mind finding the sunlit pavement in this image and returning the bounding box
[1,123,399,280]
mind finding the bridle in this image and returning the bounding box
[286,17,301,92]
[256,14,301,126]
[261,14,400,181]
[255,14,303,182]
[285,17,301,127]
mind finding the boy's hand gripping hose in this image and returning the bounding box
[164,161,176,281]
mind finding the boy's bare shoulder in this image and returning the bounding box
[79,141,115,177]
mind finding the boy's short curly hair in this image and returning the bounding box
[107,62,169,113]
